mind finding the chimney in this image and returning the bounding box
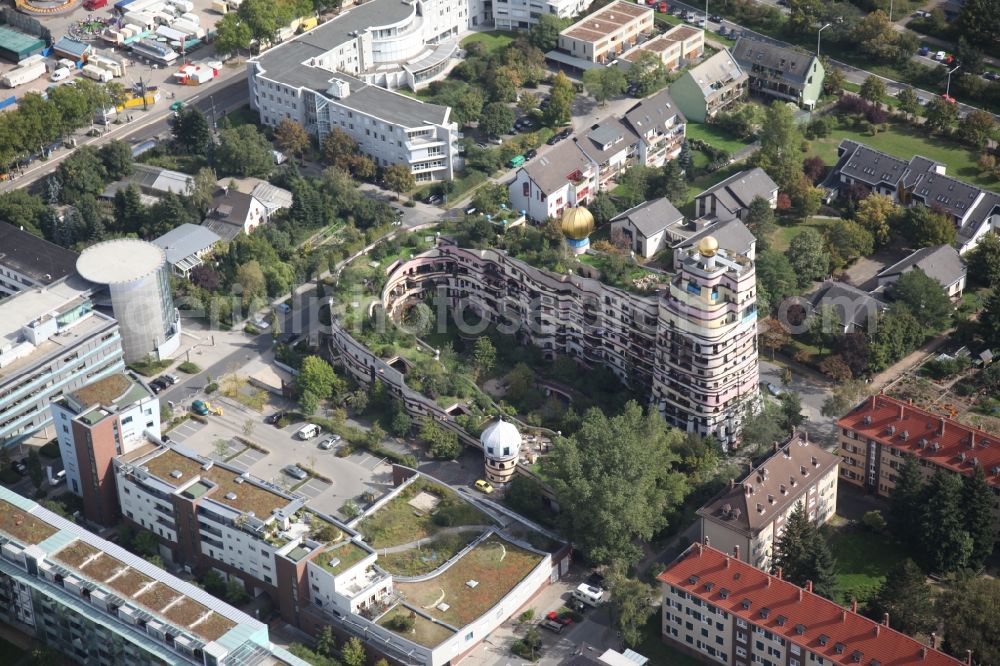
[696,543,703,555]
[766,576,771,588]
[967,650,972,665]
[774,441,779,453]
[841,609,847,622]
[725,556,731,569]
[875,624,880,637]
[939,418,946,436]
[704,536,711,547]
[898,402,904,420]
[850,599,858,613]
[806,580,813,593]
[811,456,819,467]
[883,612,890,627]
[931,633,938,649]
[922,647,928,658]
[734,545,740,560]
[776,566,783,580]
[797,587,802,601]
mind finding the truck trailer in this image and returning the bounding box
[81,64,113,82]
[1,59,47,88]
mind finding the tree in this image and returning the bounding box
[237,0,280,43]
[588,191,620,226]
[867,558,934,635]
[820,378,866,417]
[937,576,1000,665]
[785,228,829,288]
[772,502,837,598]
[740,401,788,453]
[825,219,874,268]
[661,160,687,203]
[625,50,667,97]
[744,197,776,251]
[955,0,1000,52]
[321,128,359,170]
[755,102,803,191]
[382,163,415,198]
[472,336,496,378]
[868,306,925,371]
[920,469,972,573]
[582,67,627,106]
[958,109,996,150]
[57,147,108,201]
[853,193,900,247]
[98,140,133,180]
[216,125,274,178]
[896,86,920,119]
[802,156,825,184]
[419,418,462,459]
[132,529,159,556]
[787,0,821,34]
[545,72,574,126]
[967,231,1000,286]
[981,288,1000,347]
[315,626,336,657]
[859,75,886,103]
[215,13,252,59]
[901,205,956,248]
[299,391,319,416]
[778,392,804,430]
[235,260,266,308]
[529,14,570,50]
[297,356,342,401]
[0,190,48,237]
[892,268,952,332]
[760,319,791,360]
[924,97,958,134]
[480,101,516,138]
[112,185,145,236]
[716,102,766,140]
[517,91,538,115]
[274,118,310,159]
[756,249,799,309]
[962,465,996,570]
[861,509,886,532]
[339,637,365,666]
[823,67,846,95]
[545,402,687,565]
[27,449,43,490]
[608,571,656,647]
[172,107,212,156]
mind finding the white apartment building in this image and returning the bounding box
[698,433,840,571]
[492,0,589,30]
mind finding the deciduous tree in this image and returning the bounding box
[480,101,516,138]
[891,268,952,332]
[608,570,656,647]
[896,86,920,119]
[745,196,776,250]
[786,228,829,287]
[867,558,934,635]
[382,163,416,198]
[545,72,574,126]
[172,107,212,156]
[967,231,1000,286]
[853,193,900,247]
[274,118,310,159]
[924,97,958,134]
[901,205,956,247]
[859,75,886,103]
[937,576,1000,665]
[582,67,627,106]
[216,125,274,178]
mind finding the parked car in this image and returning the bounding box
[427,194,443,205]
[546,133,564,146]
[49,469,66,486]
[283,465,308,480]
[318,435,341,450]
[475,479,494,494]
[766,382,786,396]
[265,411,286,425]
[710,13,722,21]
[917,46,930,56]
[525,148,538,160]
[717,25,728,35]
[50,67,71,82]
[546,611,573,625]
[12,460,27,476]
[514,116,538,131]
[626,83,641,97]
[540,619,565,633]
[297,424,321,439]
[934,51,947,61]
[149,378,168,394]
[191,400,209,416]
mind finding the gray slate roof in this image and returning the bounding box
[522,141,593,196]
[697,167,778,216]
[611,197,684,237]
[0,222,78,287]
[877,244,966,288]
[577,118,639,165]
[811,280,887,329]
[684,49,747,98]
[731,37,817,84]
[622,88,685,135]
[152,223,221,267]
[678,218,755,257]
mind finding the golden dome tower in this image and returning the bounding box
[561,206,595,255]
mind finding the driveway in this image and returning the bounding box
[759,360,837,445]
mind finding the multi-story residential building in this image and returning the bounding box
[248,0,462,183]
[0,222,78,299]
[492,0,588,30]
[694,167,779,222]
[658,542,964,666]
[556,1,655,64]
[50,373,159,526]
[669,48,748,122]
[112,442,567,666]
[381,236,759,445]
[202,187,271,242]
[698,433,839,571]
[621,24,704,71]
[611,198,686,258]
[837,394,1000,525]
[0,486,308,666]
[655,238,759,444]
[509,88,685,221]
[731,37,825,109]
[0,277,125,446]
[827,140,1000,253]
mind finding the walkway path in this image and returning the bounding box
[869,330,953,393]
[376,525,493,554]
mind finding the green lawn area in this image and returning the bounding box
[767,217,834,252]
[460,30,518,54]
[637,615,703,666]
[841,82,900,109]
[812,120,999,189]
[685,122,753,155]
[824,523,909,606]
[224,105,260,127]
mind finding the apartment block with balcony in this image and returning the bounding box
[669,49,748,123]
[381,236,758,447]
[1,277,125,447]
[698,433,839,571]
[621,24,704,72]
[837,394,1000,526]
[50,373,159,526]
[621,87,687,167]
[509,140,598,222]
[731,37,825,109]
[556,0,655,64]
[492,0,588,29]
[658,542,964,666]
[0,487,308,666]
[655,239,759,445]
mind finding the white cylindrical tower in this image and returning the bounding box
[77,239,180,364]
[480,417,522,485]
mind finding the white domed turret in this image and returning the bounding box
[481,418,522,485]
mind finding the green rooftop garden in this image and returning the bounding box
[317,540,371,576]
[377,605,456,648]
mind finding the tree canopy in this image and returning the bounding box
[891,268,952,332]
[937,576,1000,665]
[772,502,837,598]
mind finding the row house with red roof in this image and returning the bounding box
[836,394,1000,524]
[658,542,967,666]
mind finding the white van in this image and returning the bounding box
[297,424,321,440]
[572,583,604,607]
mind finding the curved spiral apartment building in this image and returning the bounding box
[381,239,760,446]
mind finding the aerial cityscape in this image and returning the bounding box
[0,0,998,663]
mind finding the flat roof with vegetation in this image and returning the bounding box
[395,535,543,628]
[317,540,370,576]
[376,605,456,648]
[0,500,58,545]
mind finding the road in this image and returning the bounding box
[0,73,249,194]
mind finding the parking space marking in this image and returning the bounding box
[165,420,205,443]
[295,478,331,500]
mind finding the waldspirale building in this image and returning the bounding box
[381,237,760,446]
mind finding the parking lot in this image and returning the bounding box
[163,400,395,519]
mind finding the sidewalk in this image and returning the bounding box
[869,330,952,393]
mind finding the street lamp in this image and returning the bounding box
[946,65,961,99]
[816,23,832,59]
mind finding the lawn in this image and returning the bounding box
[377,605,456,648]
[685,122,753,155]
[224,104,260,127]
[395,535,542,627]
[824,523,909,606]
[637,614,704,666]
[460,31,518,54]
[767,217,834,252]
[317,540,371,576]
[0,500,57,545]
[377,530,480,576]
[812,122,999,189]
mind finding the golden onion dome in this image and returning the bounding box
[698,235,719,257]
[561,206,595,241]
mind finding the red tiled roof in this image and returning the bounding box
[837,394,1000,487]
[658,544,964,666]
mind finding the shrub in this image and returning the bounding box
[205,382,219,394]
[178,361,201,374]
[518,609,535,624]
[861,510,887,532]
[388,614,414,632]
